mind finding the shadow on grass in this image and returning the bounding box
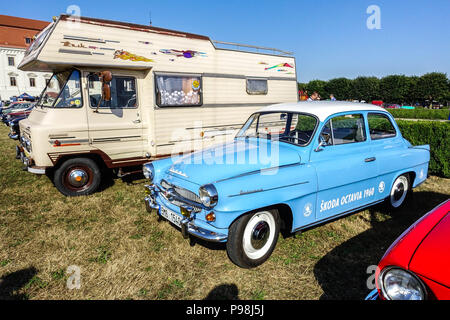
[313,191,449,300]
[204,284,240,300]
[0,267,37,300]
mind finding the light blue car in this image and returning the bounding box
[143,102,430,268]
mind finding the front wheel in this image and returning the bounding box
[226,209,280,268]
[54,158,101,197]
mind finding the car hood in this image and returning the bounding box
[165,138,302,186]
[409,211,450,288]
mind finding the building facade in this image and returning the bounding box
[0,15,50,101]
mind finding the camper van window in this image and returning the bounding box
[155,75,202,107]
[247,79,268,95]
[88,75,137,109]
[38,70,83,108]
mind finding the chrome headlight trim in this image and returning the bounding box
[143,162,155,182]
[379,267,427,301]
[199,184,218,208]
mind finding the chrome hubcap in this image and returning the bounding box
[251,221,270,250]
[393,183,405,201]
[68,169,88,187]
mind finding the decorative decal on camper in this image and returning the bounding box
[159,49,207,59]
[61,41,87,48]
[138,41,153,45]
[113,50,154,62]
[265,63,294,71]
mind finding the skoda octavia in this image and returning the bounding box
[143,102,430,268]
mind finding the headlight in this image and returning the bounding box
[379,267,426,300]
[199,184,218,208]
[143,163,155,182]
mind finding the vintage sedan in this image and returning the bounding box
[366,200,450,300]
[143,101,431,268]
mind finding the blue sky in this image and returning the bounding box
[2,0,449,82]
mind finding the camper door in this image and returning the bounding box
[85,71,144,161]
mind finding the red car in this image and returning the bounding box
[367,200,450,300]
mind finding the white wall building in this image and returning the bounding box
[0,15,50,101]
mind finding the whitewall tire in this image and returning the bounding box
[389,175,410,209]
[227,209,280,268]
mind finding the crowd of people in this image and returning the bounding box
[299,90,336,102]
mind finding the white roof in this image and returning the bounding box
[258,101,386,122]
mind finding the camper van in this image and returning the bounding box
[17,15,298,196]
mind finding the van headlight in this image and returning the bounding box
[143,163,155,182]
[199,184,218,208]
[379,267,427,300]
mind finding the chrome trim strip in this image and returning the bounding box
[228,180,309,197]
[58,49,92,55]
[215,162,303,184]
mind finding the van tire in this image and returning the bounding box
[226,209,280,269]
[54,158,101,197]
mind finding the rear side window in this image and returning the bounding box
[321,114,366,145]
[368,113,396,140]
[155,74,202,107]
[88,75,137,109]
[247,79,268,95]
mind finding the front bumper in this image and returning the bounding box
[16,145,46,175]
[144,185,228,243]
[9,132,19,140]
[365,289,380,300]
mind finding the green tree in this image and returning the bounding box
[380,75,411,104]
[306,80,328,99]
[351,77,380,102]
[418,72,449,105]
[324,78,353,100]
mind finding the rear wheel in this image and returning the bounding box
[226,209,280,268]
[388,174,410,209]
[54,158,101,196]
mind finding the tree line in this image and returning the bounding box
[298,72,450,105]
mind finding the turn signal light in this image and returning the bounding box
[206,212,216,222]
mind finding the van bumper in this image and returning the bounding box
[17,146,46,175]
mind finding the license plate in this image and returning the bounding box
[160,204,182,228]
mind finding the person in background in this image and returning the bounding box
[330,94,336,101]
[308,91,319,101]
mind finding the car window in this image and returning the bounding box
[368,113,396,140]
[320,114,366,145]
[88,74,137,109]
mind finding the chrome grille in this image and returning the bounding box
[159,180,202,212]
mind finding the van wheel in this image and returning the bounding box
[226,209,280,269]
[388,174,410,209]
[54,158,101,197]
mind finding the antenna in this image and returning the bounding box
[149,11,152,26]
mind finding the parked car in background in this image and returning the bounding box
[1,102,34,123]
[384,103,401,109]
[2,104,34,124]
[143,101,430,268]
[372,101,383,107]
[8,115,28,140]
[366,200,450,300]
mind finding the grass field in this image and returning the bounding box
[0,124,449,300]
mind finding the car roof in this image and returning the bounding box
[258,101,387,122]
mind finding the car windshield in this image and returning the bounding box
[236,112,318,146]
[37,70,82,108]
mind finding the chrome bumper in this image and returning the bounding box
[17,146,46,175]
[144,185,227,243]
[9,133,19,140]
[365,289,380,300]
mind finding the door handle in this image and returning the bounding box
[365,157,376,163]
[132,119,141,124]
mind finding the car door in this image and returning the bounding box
[366,112,408,201]
[310,112,378,221]
[85,71,144,162]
